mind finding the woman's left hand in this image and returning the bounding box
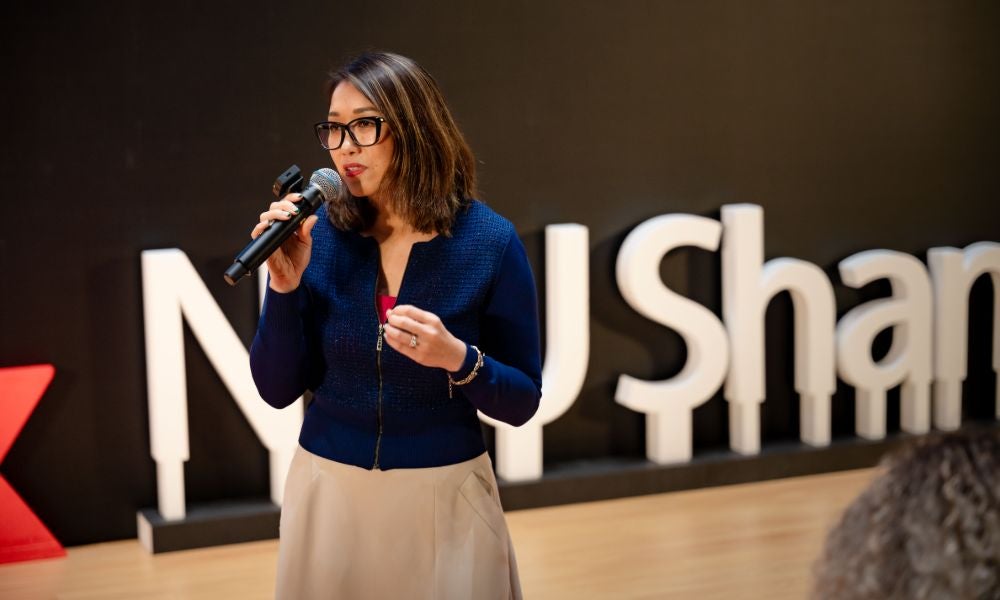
[383,305,467,372]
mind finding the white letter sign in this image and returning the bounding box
[480,225,590,482]
[615,214,730,463]
[928,242,1000,428]
[722,204,836,453]
[142,249,302,519]
[836,251,933,438]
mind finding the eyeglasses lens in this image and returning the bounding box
[317,118,381,150]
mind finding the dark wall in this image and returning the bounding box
[3,1,998,546]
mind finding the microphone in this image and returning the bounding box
[223,168,342,286]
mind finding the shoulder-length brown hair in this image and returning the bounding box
[322,51,477,235]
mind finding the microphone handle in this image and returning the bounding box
[223,185,326,286]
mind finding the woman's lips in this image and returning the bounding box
[343,164,366,178]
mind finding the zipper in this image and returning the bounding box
[371,243,417,470]
[373,319,384,470]
[372,247,385,469]
[371,248,385,470]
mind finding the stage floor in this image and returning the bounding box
[0,468,873,599]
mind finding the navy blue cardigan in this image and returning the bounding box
[250,200,543,470]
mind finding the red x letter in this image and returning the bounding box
[0,365,65,563]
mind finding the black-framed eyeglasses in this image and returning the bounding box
[314,117,387,150]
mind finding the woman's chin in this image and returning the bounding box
[344,181,367,197]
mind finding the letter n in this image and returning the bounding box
[928,242,1000,429]
[141,249,302,520]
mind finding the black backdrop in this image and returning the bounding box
[3,1,998,546]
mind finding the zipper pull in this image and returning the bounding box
[377,324,384,351]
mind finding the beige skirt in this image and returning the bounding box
[275,445,522,600]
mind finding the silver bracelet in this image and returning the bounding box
[448,345,483,399]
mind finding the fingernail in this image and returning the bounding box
[291,206,300,214]
[283,210,292,218]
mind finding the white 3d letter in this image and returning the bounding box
[614,214,729,463]
[480,225,589,482]
[836,251,933,439]
[721,204,836,454]
[141,249,302,519]
[928,242,1000,429]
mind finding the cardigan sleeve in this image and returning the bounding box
[249,283,326,409]
[452,230,543,426]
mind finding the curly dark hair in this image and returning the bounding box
[813,427,1000,599]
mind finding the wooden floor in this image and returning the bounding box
[0,468,873,599]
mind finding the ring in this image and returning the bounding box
[409,334,418,348]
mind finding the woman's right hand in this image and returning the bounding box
[251,194,319,293]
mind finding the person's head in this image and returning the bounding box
[315,51,477,235]
[813,427,1000,599]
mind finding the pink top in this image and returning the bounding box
[377,294,397,324]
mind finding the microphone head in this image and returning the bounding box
[310,168,342,201]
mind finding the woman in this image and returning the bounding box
[812,428,1000,599]
[249,51,542,600]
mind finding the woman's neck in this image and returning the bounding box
[367,203,407,242]
[366,197,434,243]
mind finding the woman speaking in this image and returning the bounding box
[248,51,542,599]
